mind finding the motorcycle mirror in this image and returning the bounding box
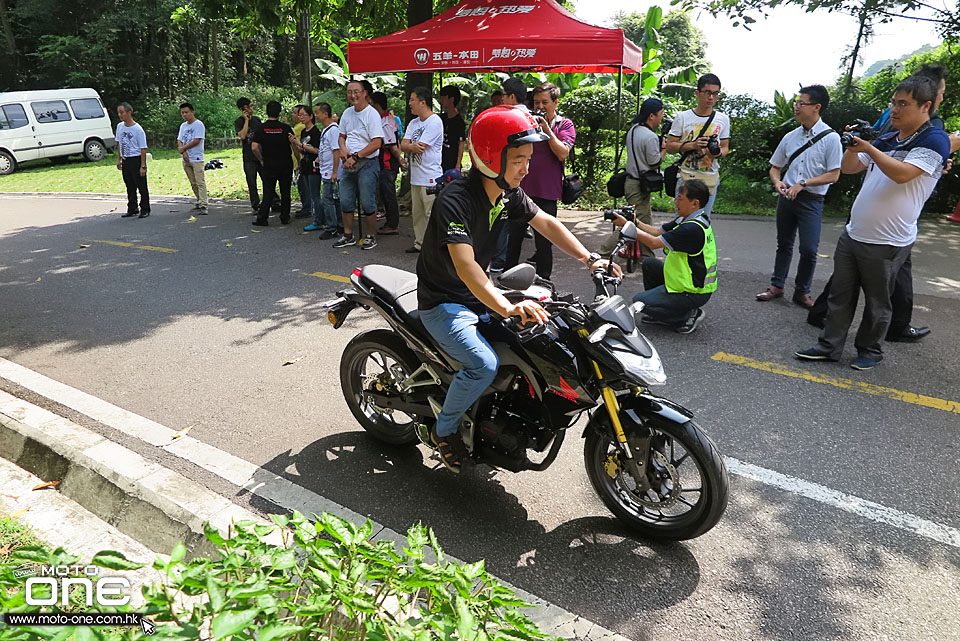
[496,263,537,291]
[620,221,639,243]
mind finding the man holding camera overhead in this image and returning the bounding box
[665,73,730,218]
[757,85,842,309]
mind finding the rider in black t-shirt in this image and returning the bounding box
[416,106,620,473]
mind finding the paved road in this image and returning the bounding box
[1,194,959,640]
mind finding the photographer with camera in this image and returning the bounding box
[665,74,730,218]
[612,97,667,260]
[504,82,576,280]
[756,85,842,309]
[796,76,951,371]
[400,87,444,254]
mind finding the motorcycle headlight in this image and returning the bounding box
[608,331,666,386]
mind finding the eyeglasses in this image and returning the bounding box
[890,100,918,111]
[346,90,363,96]
[793,100,817,107]
[698,90,720,97]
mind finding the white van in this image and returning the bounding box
[0,88,117,175]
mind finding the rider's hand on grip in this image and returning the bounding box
[508,300,550,326]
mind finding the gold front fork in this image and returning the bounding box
[580,329,634,457]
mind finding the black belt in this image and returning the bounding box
[784,189,824,201]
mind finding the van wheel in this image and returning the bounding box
[83,139,106,162]
[0,151,16,175]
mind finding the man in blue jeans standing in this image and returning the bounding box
[756,84,843,308]
[630,179,717,335]
[416,106,618,473]
[334,79,383,250]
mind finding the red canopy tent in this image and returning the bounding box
[347,0,643,75]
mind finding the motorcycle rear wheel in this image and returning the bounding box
[340,330,425,445]
[584,418,728,541]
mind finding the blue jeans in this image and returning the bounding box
[771,194,823,295]
[297,172,312,213]
[633,258,712,327]
[339,159,379,214]
[493,225,509,263]
[321,178,341,229]
[419,304,499,437]
[300,172,323,226]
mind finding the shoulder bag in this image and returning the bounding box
[606,126,637,198]
[779,129,835,179]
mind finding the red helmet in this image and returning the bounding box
[467,106,548,188]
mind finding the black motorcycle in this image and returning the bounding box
[323,223,728,541]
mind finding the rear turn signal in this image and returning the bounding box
[327,311,338,325]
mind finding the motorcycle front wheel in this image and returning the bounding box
[584,418,728,541]
[340,329,425,445]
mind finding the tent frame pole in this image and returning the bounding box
[614,65,623,207]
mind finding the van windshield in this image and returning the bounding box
[0,104,29,130]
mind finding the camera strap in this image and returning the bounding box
[780,129,835,178]
[677,110,716,164]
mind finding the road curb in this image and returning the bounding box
[0,389,276,559]
[0,386,631,641]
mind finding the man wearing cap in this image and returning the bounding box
[619,98,666,259]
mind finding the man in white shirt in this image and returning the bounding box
[665,73,731,218]
[115,102,150,219]
[334,79,384,250]
[400,86,444,253]
[313,102,342,240]
[177,102,207,213]
[796,76,951,370]
[757,85,842,308]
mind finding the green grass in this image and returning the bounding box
[0,148,280,200]
[0,516,44,561]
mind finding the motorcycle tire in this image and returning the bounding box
[584,418,728,541]
[340,329,425,446]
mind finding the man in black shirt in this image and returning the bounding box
[251,100,297,226]
[234,97,264,213]
[439,85,467,172]
[416,106,618,472]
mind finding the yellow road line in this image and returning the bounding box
[304,271,351,283]
[712,351,960,415]
[90,240,178,254]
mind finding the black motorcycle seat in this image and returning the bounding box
[360,265,418,315]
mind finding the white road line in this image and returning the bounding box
[2,355,959,556]
[725,458,960,549]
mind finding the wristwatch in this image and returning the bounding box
[799,179,807,187]
[585,252,602,268]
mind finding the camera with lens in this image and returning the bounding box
[841,119,879,146]
[660,117,673,137]
[531,109,547,120]
[603,205,635,223]
[706,134,722,157]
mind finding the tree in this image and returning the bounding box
[669,0,960,40]
[611,8,709,72]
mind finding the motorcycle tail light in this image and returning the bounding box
[352,267,362,278]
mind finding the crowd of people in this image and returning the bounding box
[109,68,959,369]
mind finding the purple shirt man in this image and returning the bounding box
[507,82,576,279]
